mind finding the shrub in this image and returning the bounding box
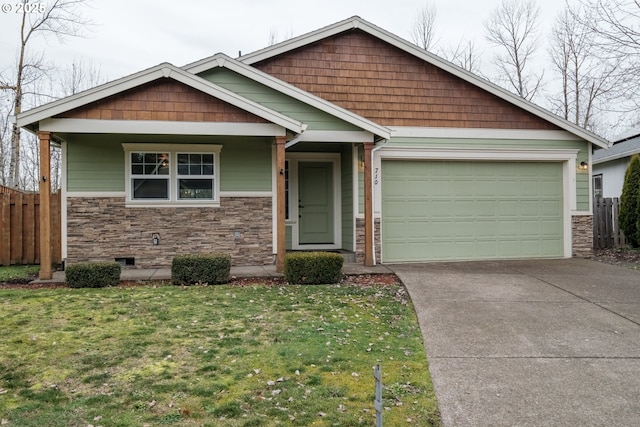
[620,154,640,248]
[171,253,231,285]
[65,262,121,288]
[284,252,344,285]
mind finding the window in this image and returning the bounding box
[131,152,170,199]
[177,153,215,200]
[593,174,603,199]
[123,144,221,205]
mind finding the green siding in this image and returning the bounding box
[199,69,360,132]
[65,134,273,193]
[286,225,292,250]
[341,144,354,250]
[220,140,272,192]
[67,139,125,192]
[382,160,565,262]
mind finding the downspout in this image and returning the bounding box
[370,139,389,265]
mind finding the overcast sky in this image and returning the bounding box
[0,0,568,83]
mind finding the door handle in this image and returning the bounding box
[299,205,304,209]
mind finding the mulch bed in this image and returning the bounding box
[0,273,402,290]
[592,248,640,269]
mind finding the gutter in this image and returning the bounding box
[370,138,389,265]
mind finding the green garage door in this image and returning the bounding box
[381,160,564,263]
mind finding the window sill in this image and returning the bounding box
[125,200,221,208]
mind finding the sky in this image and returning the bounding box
[0,0,568,84]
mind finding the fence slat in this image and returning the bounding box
[593,197,626,249]
[0,187,61,266]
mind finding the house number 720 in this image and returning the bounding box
[374,167,379,185]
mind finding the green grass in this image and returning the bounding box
[0,265,39,283]
[0,283,440,426]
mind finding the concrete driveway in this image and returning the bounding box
[391,259,640,427]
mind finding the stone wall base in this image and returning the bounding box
[572,215,593,258]
[355,217,381,263]
[66,197,273,268]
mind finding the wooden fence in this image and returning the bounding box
[593,197,627,249]
[0,189,62,266]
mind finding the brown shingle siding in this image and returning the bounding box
[254,30,559,130]
[57,78,268,124]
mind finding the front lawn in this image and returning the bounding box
[0,283,440,426]
[0,265,39,284]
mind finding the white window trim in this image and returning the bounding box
[122,143,222,207]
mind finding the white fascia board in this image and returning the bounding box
[389,127,584,141]
[17,62,305,134]
[40,118,287,136]
[238,16,609,149]
[378,146,580,161]
[298,130,374,143]
[17,64,173,127]
[184,53,391,140]
[237,18,360,65]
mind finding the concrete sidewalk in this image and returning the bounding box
[37,263,393,284]
[392,259,640,427]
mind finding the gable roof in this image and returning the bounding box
[16,62,307,134]
[183,53,391,139]
[593,134,640,164]
[191,16,608,149]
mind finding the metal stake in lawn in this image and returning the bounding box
[374,364,382,426]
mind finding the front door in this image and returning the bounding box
[298,162,334,244]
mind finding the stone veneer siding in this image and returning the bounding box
[355,218,381,263]
[67,197,273,268]
[572,214,593,258]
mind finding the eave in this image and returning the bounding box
[17,63,306,135]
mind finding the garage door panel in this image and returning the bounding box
[382,160,564,263]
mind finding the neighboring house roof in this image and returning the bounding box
[16,62,307,134]
[202,16,607,149]
[610,127,640,143]
[593,134,640,164]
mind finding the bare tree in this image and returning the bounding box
[440,39,482,74]
[267,27,279,46]
[0,0,92,189]
[59,58,103,96]
[571,0,640,119]
[484,0,543,101]
[547,7,621,134]
[267,26,295,46]
[411,3,437,51]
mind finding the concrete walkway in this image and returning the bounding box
[37,263,393,284]
[392,259,640,427]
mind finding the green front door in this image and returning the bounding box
[299,162,334,244]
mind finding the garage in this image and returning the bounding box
[381,160,565,263]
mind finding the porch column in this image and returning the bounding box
[276,136,287,272]
[363,141,374,266]
[38,131,52,280]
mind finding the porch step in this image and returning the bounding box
[340,252,356,263]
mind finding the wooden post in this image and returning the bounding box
[38,131,52,280]
[363,142,374,266]
[276,136,287,272]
